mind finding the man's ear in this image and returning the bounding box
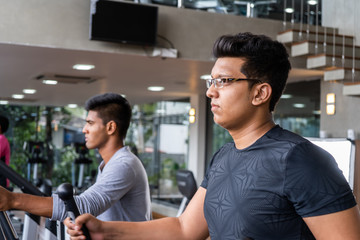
[106,120,117,135]
[252,83,272,106]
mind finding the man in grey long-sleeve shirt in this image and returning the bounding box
[52,146,151,221]
[0,93,151,222]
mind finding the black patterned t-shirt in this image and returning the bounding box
[201,125,356,240]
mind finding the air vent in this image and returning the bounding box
[35,73,99,84]
[0,97,37,102]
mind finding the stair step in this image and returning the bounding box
[307,54,360,70]
[277,29,354,46]
[343,83,360,96]
[280,24,339,37]
[291,41,360,57]
[324,67,359,82]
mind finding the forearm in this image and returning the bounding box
[101,217,193,240]
[68,188,209,240]
[11,193,53,218]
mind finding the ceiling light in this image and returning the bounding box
[200,74,211,80]
[313,110,321,115]
[293,103,306,108]
[73,64,95,71]
[285,8,294,13]
[12,94,24,99]
[67,104,78,108]
[42,79,58,85]
[148,86,164,92]
[0,100,8,105]
[280,94,293,99]
[307,0,318,5]
[23,89,37,94]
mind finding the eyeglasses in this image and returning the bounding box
[206,78,262,89]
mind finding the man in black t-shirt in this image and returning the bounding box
[65,32,360,240]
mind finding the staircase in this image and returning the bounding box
[277,26,360,96]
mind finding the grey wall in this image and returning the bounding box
[320,80,360,139]
[0,0,283,61]
[322,0,360,45]
[321,0,360,138]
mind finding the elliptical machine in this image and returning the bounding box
[0,160,58,240]
[72,143,93,192]
[24,141,53,195]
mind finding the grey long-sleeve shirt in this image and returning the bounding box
[51,146,151,221]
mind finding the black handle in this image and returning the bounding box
[57,183,91,240]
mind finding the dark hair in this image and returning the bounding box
[85,93,132,140]
[212,32,291,112]
[0,115,9,133]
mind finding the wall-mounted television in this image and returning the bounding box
[90,0,158,46]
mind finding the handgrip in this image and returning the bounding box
[57,183,92,240]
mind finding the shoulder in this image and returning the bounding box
[0,134,9,145]
[0,134,7,141]
[106,147,144,172]
[265,125,308,146]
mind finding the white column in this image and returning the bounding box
[187,94,207,186]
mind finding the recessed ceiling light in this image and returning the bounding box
[12,94,24,99]
[307,0,317,5]
[0,100,8,105]
[148,86,164,92]
[281,94,293,99]
[23,89,37,94]
[313,110,321,115]
[73,64,95,71]
[67,104,78,108]
[285,8,294,13]
[293,103,306,108]
[200,74,211,80]
[42,79,58,85]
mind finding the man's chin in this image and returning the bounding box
[85,142,92,149]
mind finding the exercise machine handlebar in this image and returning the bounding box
[0,160,44,197]
[57,183,91,240]
[0,159,57,239]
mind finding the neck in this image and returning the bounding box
[98,139,124,165]
[229,114,275,150]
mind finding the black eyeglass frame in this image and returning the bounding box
[205,78,262,89]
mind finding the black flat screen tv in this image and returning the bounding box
[90,0,158,46]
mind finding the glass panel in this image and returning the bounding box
[126,100,191,206]
[149,0,322,26]
[211,123,232,156]
[274,80,320,137]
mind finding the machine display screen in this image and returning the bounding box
[307,138,355,189]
